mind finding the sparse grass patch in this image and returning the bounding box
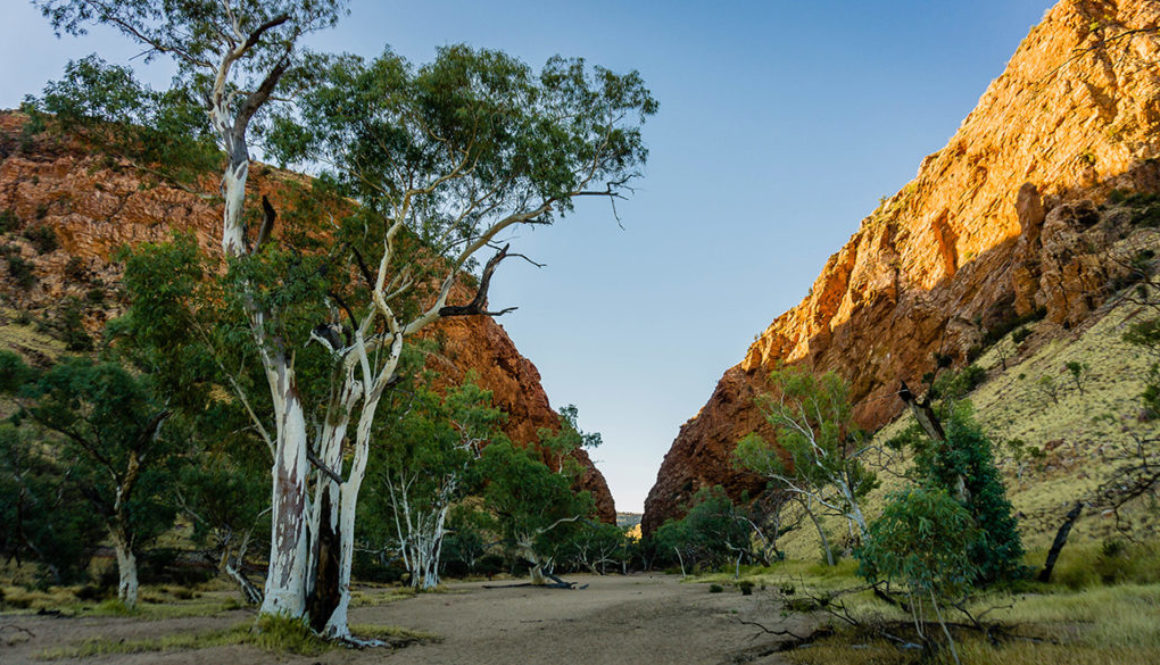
[40,615,330,660]
[349,586,416,607]
[38,616,437,660]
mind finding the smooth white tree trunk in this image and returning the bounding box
[112,536,139,609]
[260,389,311,617]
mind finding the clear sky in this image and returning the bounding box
[1,0,1055,512]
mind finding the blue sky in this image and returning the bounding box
[1,1,1055,511]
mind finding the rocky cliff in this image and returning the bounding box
[643,0,1160,533]
[0,113,615,523]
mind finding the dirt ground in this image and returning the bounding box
[0,574,813,665]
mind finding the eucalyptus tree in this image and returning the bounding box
[476,441,596,585]
[37,0,654,637]
[363,376,506,590]
[36,0,349,624]
[734,366,878,560]
[0,352,176,608]
[0,424,105,587]
[258,46,653,629]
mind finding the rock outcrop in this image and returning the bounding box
[0,113,615,523]
[644,0,1160,533]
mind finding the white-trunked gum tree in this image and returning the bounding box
[36,0,656,640]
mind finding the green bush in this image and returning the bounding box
[6,253,36,289]
[709,583,723,593]
[1132,204,1160,227]
[23,225,58,254]
[1012,327,1032,344]
[0,209,19,233]
[932,365,987,401]
[894,407,1026,585]
[57,298,93,351]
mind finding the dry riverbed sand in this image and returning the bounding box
[0,573,811,664]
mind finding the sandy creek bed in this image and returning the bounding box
[1,573,812,664]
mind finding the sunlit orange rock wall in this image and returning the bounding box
[644,0,1160,533]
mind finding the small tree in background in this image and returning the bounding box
[564,520,626,574]
[539,404,602,477]
[0,353,177,608]
[476,440,595,585]
[175,451,270,605]
[735,366,878,562]
[655,486,751,577]
[0,424,105,587]
[362,375,506,590]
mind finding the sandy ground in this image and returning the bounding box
[0,574,813,665]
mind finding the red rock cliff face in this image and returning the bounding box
[643,0,1160,534]
[0,114,615,523]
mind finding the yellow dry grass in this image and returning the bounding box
[774,293,1159,563]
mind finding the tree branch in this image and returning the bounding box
[439,244,518,318]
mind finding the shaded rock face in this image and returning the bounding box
[0,114,615,523]
[643,0,1160,534]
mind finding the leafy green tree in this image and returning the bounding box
[735,367,878,563]
[476,441,595,585]
[362,375,506,589]
[0,424,105,586]
[1,352,177,608]
[857,487,979,665]
[889,404,1025,584]
[538,404,602,477]
[174,451,270,605]
[24,55,219,187]
[441,505,492,577]
[563,520,626,574]
[654,486,751,577]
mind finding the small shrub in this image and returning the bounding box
[64,256,87,280]
[23,225,58,254]
[738,580,754,596]
[932,365,987,401]
[0,209,19,233]
[1012,327,1032,344]
[57,298,93,352]
[1065,361,1090,393]
[74,585,111,602]
[1132,204,1160,227]
[6,253,36,289]
[709,583,723,593]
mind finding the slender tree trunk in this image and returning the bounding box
[1039,501,1084,583]
[110,531,139,609]
[801,502,834,566]
[930,589,961,665]
[225,559,263,605]
[320,406,376,638]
